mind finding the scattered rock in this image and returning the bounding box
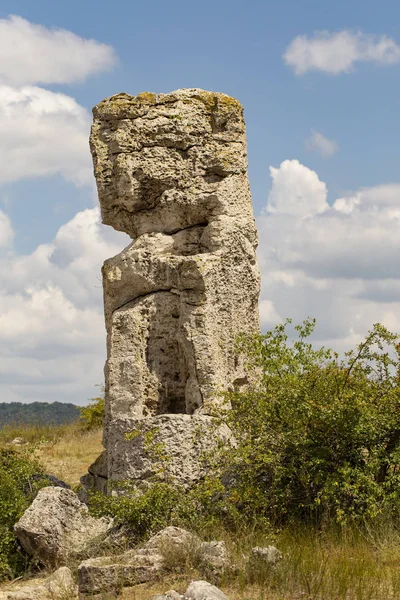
[78,527,199,598]
[150,581,229,600]
[78,550,164,598]
[250,545,283,567]
[14,487,112,567]
[151,591,183,600]
[0,567,77,599]
[198,541,232,580]
[184,580,229,600]
[144,526,200,552]
[79,451,108,502]
[9,438,25,446]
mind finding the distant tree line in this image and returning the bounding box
[0,402,80,427]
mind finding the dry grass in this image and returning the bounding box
[35,426,103,487]
[0,422,103,487]
[118,524,400,600]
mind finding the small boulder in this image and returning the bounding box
[144,526,200,552]
[78,527,199,598]
[0,567,77,599]
[198,541,232,580]
[9,438,25,446]
[184,581,229,600]
[151,592,183,600]
[14,487,112,567]
[250,545,283,567]
[78,551,164,598]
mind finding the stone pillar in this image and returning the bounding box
[89,88,260,488]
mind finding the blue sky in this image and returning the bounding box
[3,0,400,250]
[1,1,400,403]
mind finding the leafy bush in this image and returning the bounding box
[89,319,400,537]
[220,319,400,526]
[80,395,105,431]
[0,449,45,580]
[90,483,183,539]
[89,476,258,540]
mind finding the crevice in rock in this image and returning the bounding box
[202,172,225,183]
[114,288,174,314]
[168,221,208,236]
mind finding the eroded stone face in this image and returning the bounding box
[90,88,260,485]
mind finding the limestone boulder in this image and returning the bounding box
[14,487,112,567]
[198,541,232,580]
[79,450,108,502]
[151,592,183,600]
[144,526,200,552]
[0,567,77,600]
[150,582,230,600]
[78,550,164,598]
[78,527,199,598]
[249,545,283,567]
[184,581,229,600]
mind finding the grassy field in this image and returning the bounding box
[1,423,400,599]
[0,421,103,487]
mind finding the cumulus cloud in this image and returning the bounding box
[0,210,13,246]
[0,15,117,86]
[0,85,92,185]
[0,15,123,403]
[306,130,338,158]
[258,162,400,352]
[284,30,400,75]
[266,159,328,217]
[0,208,128,404]
[2,159,400,402]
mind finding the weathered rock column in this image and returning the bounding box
[89,88,260,488]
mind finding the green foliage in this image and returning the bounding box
[90,483,183,539]
[80,395,105,431]
[89,475,259,542]
[89,319,400,541]
[220,318,400,526]
[0,449,45,580]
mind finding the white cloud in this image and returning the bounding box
[0,210,13,246]
[2,161,400,402]
[0,15,123,403]
[0,85,92,185]
[306,130,338,158]
[266,159,328,217]
[258,162,400,353]
[0,208,128,404]
[0,15,117,86]
[284,30,400,75]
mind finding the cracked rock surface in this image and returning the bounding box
[14,487,112,568]
[89,88,260,488]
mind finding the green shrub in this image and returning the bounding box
[220,319,400,526]
[0,449,45,580]
[80,395,105,431]
[89,482,183,539]
[88,476,259,541]
[88,319,400,537]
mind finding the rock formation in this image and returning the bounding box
[78,526,233,598]
[14,487,112,567]
[89,88,260,489]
